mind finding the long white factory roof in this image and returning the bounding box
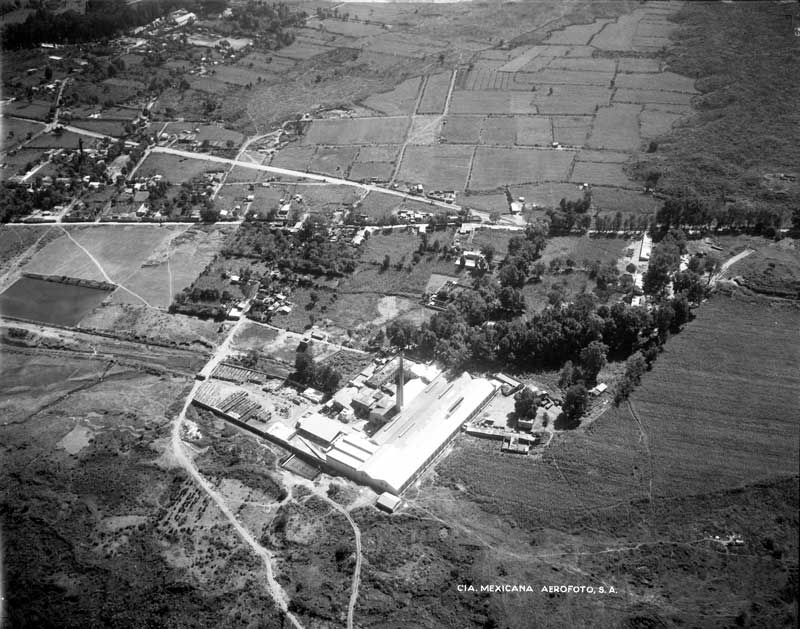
[361,373,496,493]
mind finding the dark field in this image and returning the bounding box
[631,1,800,214]
[0,276,111,325]
[427,295,799,626]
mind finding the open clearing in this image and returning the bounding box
[137,153,216,181]
[21,226,183,286]
[109,226,233,309]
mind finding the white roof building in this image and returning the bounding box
[297,413,347,446]
[323,371,497,496]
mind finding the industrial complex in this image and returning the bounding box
[193,354,499,499]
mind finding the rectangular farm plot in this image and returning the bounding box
[545,57,618,73]
[613,89,694,106]
[543,19,613,45]
[417,72,451,115]
[481,116,553,146]
[308,146,359,177]
[570,161,635,189]
[552,116,593,146]
[532,85,611,115]
[615,72,698,94]
[468,147,574,190]
[362,77,422,116]
[449,91,538,115]
[269,146,316,171]
[515,69,614,87]
[640,109,686,138]
[356,145,400,163]
[301,117,409,145]
[587,104,642,151]
[617,57,662,73]
[441,116,483,144]
[349,161,395,183]
[397,145,474,191]
[1,118,45,150]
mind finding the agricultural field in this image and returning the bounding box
[626,297,799,496]
[361,77,421,116]
[396,145,474,191]
[307,145,359,178]
[269,145,316,171]
[20,226,184,286]
[136,153,215,181]
[538,234,632,267]
[417,72,451,115]
[1,117,45,150]
[482,115,553,146]
[108,225,234,310]
[2,99,52,121]
[301,116,409,146]
[586,104,642,151]
[570,160,635,189]
[423,294,799,626]
[468,147,574,191]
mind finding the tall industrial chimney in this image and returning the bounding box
[395,353,404,410]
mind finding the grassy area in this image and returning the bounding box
[728,240,800,299]
[521,270,594,311]
[630,1,800,215]
[539,234,633,266]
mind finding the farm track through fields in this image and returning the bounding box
[57,226,153,308]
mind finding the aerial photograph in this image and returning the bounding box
[0,0,797,626]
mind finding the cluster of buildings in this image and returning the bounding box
[261,356,498,497]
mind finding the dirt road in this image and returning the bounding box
[171,315,305,629]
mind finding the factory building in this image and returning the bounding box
[286,357,498,496]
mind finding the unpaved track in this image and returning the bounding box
[171,316,305,629]
[57,226,153,307]
[322,497,362,629]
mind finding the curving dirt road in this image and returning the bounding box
[171,316,306,629]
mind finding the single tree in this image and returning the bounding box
[563,383,588,421]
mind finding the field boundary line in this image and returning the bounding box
[628,399,654,506]
[56,226,154,308]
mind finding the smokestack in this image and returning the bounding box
[395,353,404,410]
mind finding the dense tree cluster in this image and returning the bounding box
[224,220,360,276]
[655,193,788,237]
[2,0,182,49]
[0,183,68,223]
[293,346,341,394]
[544,193,593,234]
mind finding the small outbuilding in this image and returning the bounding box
[376,492,402,513]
